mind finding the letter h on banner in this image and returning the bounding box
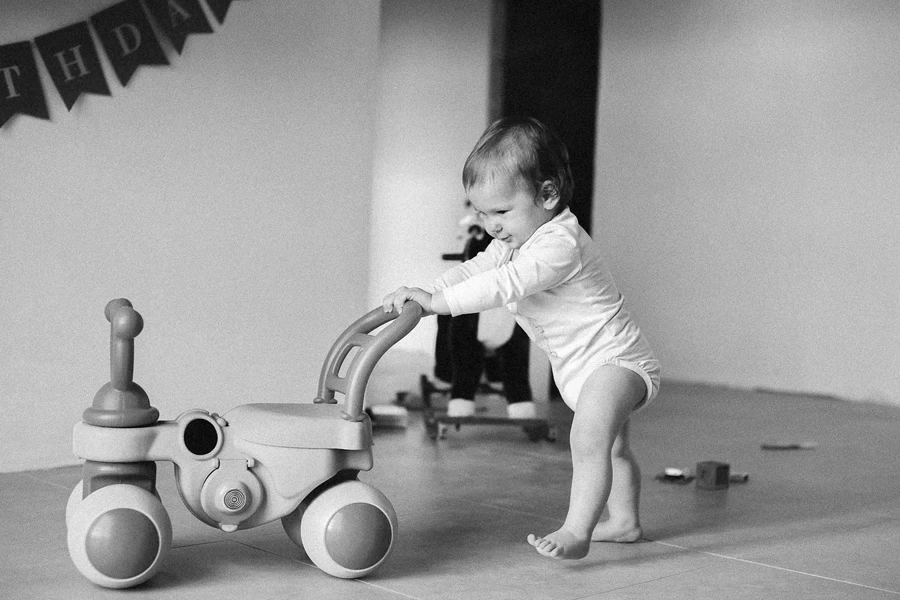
[35,22,111,111]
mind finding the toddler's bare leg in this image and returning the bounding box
[527,365,644,559]
[591,420,643,542]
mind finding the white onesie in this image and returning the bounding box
[429,208,660,410]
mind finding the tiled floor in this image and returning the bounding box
[3,370,900,599]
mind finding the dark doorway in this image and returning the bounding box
[490,0,600,234]
[490,0,600,400]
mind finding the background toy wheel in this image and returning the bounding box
[524,422,557,442]
[424,416,439,439]
[67,483,172,589]
[296,480,397,579]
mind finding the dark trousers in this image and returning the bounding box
[434,313,532,404]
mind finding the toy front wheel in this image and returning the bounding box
[67,483,172,588]
[65,480,84,525]
[282,480,397,579]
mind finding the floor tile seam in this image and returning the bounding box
[230,540,425,600]
[22,471,71,491]
[474,500,563,525]
[171,538,236,550]
[650,540,900,595]
[570,565,711,600]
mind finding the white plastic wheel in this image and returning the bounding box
[281,499,307,548]
[67,483,172,589]
[297,480,397,579]
[65,480,84,525]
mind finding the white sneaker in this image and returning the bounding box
[447,398,476,417]
[507,401,538,420]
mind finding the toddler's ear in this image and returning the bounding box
[540,181,560,209]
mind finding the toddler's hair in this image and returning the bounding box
[462,116,574,208]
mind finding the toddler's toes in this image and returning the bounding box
[527,534,557,556]
[537,540,560,558]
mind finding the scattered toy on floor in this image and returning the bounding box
[761,441,818,450]
[696,461,731,490]
[655,464,749,486]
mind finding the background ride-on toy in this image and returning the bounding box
[66,299,422,588]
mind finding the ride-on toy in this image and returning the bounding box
[66,299,422,588]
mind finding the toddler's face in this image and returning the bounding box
[467,175,556,250]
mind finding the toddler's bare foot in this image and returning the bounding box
[590,518,642,543]
[527,528,590,560]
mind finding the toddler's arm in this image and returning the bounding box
[382,240,502,317]
[382,287,450,316]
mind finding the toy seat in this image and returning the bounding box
[224,402,372,450]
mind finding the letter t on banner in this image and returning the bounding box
[144,0,213,54]
[35,22,111,111]
[91,0,169,87]
[0,41,50,128]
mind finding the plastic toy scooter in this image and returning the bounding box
[66,298,422,588]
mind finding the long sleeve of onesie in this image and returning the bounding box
[436,225,582,316]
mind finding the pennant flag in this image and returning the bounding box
[205,0,234,24]
[0,41,50,128]
[35,22,110,111]
[144,0,213,54]
[91,0,169,87]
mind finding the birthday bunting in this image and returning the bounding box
[205,0,235,25]
[1,0,244,128]
[144,0,213,55]
[35,22,110,110]
[91,0,170,86]
[0,41,50,127]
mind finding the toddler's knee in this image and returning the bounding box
[569,428,614,459]
[610,434,631,460]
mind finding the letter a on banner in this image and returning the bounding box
[91,0,169,87]
[144,0,213,54]
[35,22,111,111]
[205,0,235,24]
[0,41,50,128]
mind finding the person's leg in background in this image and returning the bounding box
[501,325,538,418]
[447,312,484,416]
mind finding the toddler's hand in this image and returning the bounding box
[382,287,433,315]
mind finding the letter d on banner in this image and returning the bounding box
[91,0,168,86]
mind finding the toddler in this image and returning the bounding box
[383,117,660,560]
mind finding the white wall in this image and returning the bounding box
[369,0,494,350]
[0,0,382,472]
[369,0,554,402]
[595,0,900,404]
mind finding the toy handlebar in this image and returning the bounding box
[316,302,423,422]
[105,299,143,391]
